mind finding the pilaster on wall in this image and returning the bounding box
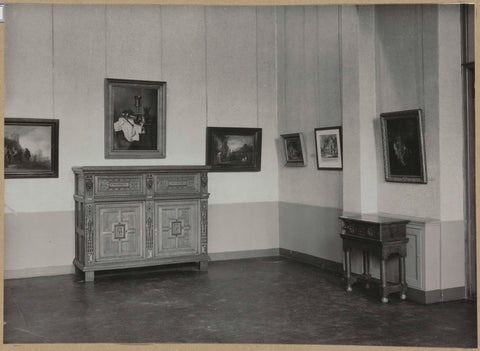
[341,5,378,214]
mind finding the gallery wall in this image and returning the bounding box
[276,6,344,264]
[4,4,280,277]
[4,4,467,291]
[276,4,466,293]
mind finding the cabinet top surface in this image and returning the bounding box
[73,165,211,173]
[339,214,410,225]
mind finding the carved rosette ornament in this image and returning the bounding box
[200,199,208,254]
[85,175,94,198]
[146,174,154,191]
[201,173,208,192]
[85,204,95,264]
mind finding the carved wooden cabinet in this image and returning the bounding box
[73,166,210,281]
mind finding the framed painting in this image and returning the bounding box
[281,133,307,167]
[105,78,166,159]
[314,126,343,170]
[206,127,262,172]
[4,118,59,178]
[380,109,427,183]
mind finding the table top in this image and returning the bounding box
[339,213,410,225]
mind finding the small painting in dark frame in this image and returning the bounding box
[105,78,166,159]
[380,109,427,184]
[281,132,307,167]
[4,118,59,179]
[314,126,343,170]
[206,127,262,172]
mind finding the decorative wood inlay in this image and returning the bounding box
[85,204,94,263]
[155,174,200,193]
[97,176,143,194]
[113,223,127,240]
[200,200,208,254]
[145,201,154,252]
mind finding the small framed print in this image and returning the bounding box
[206,127,262,172]
[314,126,343,170]
[4,118,59,178]
[105,78,166,159]
[380,109,427,184]
[281,133,307,167]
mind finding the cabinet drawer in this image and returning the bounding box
[154,174,200,195]
[95,175,144,197]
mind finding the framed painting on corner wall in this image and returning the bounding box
[281,132,307,167]
[380,109,427,184]
[105,78,166,159]
[206,127,262,172]
[314,126,343,170]
[4,118,59,178]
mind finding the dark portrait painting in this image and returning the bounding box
[380,109,427,183]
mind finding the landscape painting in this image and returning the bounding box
[206,127,262,172]
[4,118,59,178]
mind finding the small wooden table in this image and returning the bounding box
[339,214,409,303]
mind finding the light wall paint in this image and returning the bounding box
[4,5,279,214]
[277,6,343,209]
[4,5,468,290]
[375,5,442,219]
[4,4,279,274]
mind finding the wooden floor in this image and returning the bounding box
[3,256,477,347]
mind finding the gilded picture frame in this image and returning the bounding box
[380,109,427,184]
[105,78,166,159]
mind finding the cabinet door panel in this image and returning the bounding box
[406,225,423,289]
[155,201,198,257]
[96,202,144,262]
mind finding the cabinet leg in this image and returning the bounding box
[84,271,95,282]
[199,261,208,272]
[380,259,388,303]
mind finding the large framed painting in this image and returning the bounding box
[105,78,166,159]
[314,126,343,170]
[4,118,59,178]
[281,132,307,167]
[380,109,427,184]
[206,127,262,172]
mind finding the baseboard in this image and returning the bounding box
[209,248,280,261]
[279,248,343,273]
[5,265,75,280]
[407,286,466,304]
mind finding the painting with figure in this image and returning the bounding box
[4,118,59,178]
[380,109,427,183]
[206,127,262,172]
[314,127,343,170]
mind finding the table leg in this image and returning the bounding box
[344,249,352,292]
[363,251,371,288]
[399,255,407,300]
[380,259,388,303]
